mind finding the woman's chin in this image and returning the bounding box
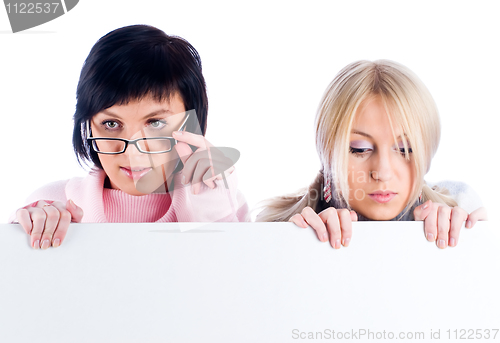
[134,168,172,194]
[357,208,403,221]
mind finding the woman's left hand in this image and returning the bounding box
[413,201,486,248]
[173,130,235,194]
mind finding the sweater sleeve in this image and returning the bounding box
[430,180,483,213]
[171,169,249,222]
[8,179,70,223]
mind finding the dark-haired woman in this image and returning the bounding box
[11,25,248,249]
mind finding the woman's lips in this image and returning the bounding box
[120,167,152,180]
[368,191,397,204]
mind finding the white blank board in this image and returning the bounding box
[0,222,498,343]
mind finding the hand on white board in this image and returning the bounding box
[289,206,358,249]
[413,200,485,249]
[16,199,83,249]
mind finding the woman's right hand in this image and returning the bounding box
[289,206,358,248]
[16,199,84,249]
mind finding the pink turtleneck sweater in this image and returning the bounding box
[10,169,248,223]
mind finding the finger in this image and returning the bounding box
[16,208,33,234]
[194,158,215,188]
[39,204,61,250]
[181,146,235,188]
[318,207,342,249]
[337,209,353,247]
[172,131,211,150]
[180,150,207,185]
[191,158,209,195]
[182,153,228,187]
[466,207,488,228]
[413,200,432,221]
[414,200,436,241]
[202,168,217,189]
[49,201,72,248]
[174,141,194,165]
[422,202,438,242]
[436,205,451,249]
[28,207,47,249]
[199,153,235,190]
[449,207,468,247]
[301,206,329,243]
[66,199,84,223]
[289,213,308,228]
[350,210,358,222]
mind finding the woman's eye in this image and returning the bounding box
[398,147,413,156]
[148,119,167,129]
[103,120,120,130]
[349,147,371,157]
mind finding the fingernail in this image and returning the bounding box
[466,220,472,228]
[33,240,40,249]
[53,238,61,248]
[173,131,182,136]
[321,232,328,242]
[181,175,186,184]
[438,239,446,248]
[335,239,341,249]
[449,237,456,247]
[344,238,351,247]
[41,239,50,249]
[426,233,434,241]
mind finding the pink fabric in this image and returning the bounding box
[102,188,171,223]
[10,168,249,223]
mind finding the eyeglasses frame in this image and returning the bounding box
[86,111,191,155]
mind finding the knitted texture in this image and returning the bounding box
[9,168,249,223]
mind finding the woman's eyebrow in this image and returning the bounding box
[351,130,408,140]
[99,108,173,119]
[140,109,173,119]
[351,130,373,139]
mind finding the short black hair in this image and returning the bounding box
[73,24,208,169]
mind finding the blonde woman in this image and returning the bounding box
[257,60,486,249]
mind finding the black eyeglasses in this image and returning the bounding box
[86,111,190,154]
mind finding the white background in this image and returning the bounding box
[0,1,498,222]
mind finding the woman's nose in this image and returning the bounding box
[370,152,394,182]
[124,129,149,157]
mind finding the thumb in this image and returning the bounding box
[174,141,193,165]
[413,200,432,221]
[66,199,84,223]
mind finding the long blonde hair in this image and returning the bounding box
[257,60,457,222]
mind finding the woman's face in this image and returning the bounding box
[90,93,187,196]
[346,97,415,220]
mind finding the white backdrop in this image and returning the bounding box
[1,1,498,222]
